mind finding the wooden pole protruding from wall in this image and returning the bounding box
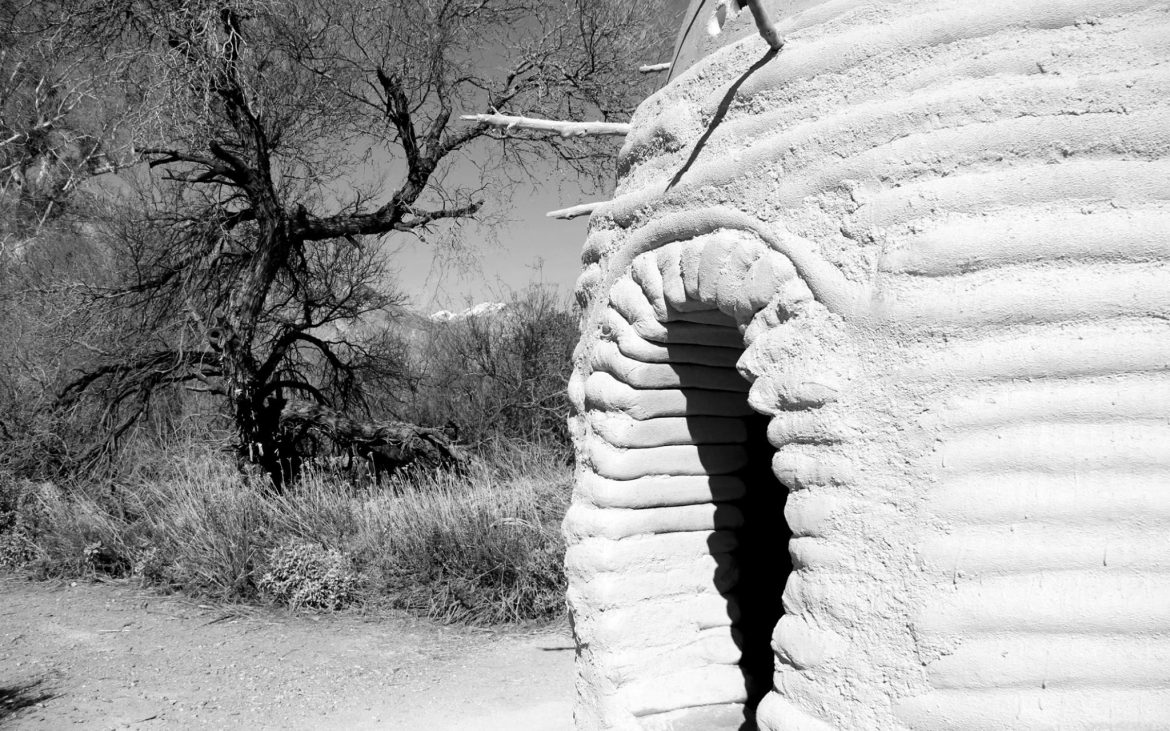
[743,0,784,50]
[460,114,630,137]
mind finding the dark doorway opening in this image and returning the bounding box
[662,310,792,730]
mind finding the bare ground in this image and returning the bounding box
[0,578,575,730]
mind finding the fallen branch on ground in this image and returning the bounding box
[280,401,466,475]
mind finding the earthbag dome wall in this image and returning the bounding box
[566,0,1170,729]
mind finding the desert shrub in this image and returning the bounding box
[258,541,360,610]
[0,530,37,569]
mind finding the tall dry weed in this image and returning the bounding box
[0,442,570,623]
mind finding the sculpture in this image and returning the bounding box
[564,0,1170,728]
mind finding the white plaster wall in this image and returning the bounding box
[568,1,1170,728]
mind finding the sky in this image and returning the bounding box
[391,170,593,311]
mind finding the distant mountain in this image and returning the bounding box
[428,302,508,323]
[311,301,514,349]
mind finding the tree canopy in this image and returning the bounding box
[1,0,667,485]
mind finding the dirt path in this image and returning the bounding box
[0,578,575,730]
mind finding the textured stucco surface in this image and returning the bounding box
[566,0,1170,728]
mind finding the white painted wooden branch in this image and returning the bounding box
[743,0,784,50]
[547,202,601,220]
[639,62,671,74]
[460,113,630,137]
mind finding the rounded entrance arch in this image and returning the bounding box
[565,227,826,729]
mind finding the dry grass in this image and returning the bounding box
[363,463,569,624]
[0,444,571,624]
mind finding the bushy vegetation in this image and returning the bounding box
[258,541,360,611]
[0,443,570,623]
[398,288,578,454]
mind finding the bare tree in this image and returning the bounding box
[44,0,664,485]
[0,0,137,236]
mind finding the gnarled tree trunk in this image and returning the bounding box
[279,401,465,483]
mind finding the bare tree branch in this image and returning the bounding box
[294,199,483,241]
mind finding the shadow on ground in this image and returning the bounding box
[0,678,56,725]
